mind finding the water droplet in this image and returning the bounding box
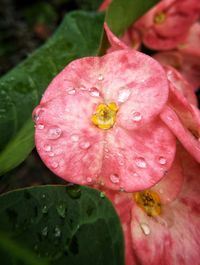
[140,223,151,236]
[47,127,62,140]
[132,111,142,122]
[54,226,61,237]
[41,226,48,236]
[71,134,79,142]
[100,192,105,198]
[135,157,147,168]
[56,204,66,218]
[159,156,167,165]
[67,88,76,95]
[42,194,46,199]
[110,174,120,184]
[86,177,92,183]
[42,205,48,214]
[133,172,139,177]
[37,124,44,130]
[119,187,125,192]
[51,161,59,169]
[79,141,91,149]
[43,144,52,152]
[32,107,44,123]
[90,87,100,97]
[98,74,104,81]
[167,116,173,121]
[80,85,87,91]
[118,87,131,103]
[48,152,55,157]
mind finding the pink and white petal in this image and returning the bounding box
[34,92,105,185]
[154,51,200,91]
[164,65,197,106]
[101,120,176,192]
[104,23,128,52]
[131,198,200,265]
[99,50,169,130]
[40,57,105,104]
[121,27,141,50]
[178,22,200,57]
[142,28,187,50]
[160,106,200,163]
[152,152,184,204]
[168,83,200,136]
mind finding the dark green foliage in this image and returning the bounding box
[0,185,124,265]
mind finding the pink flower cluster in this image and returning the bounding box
[100,0,200,91]
[33,1,200,264]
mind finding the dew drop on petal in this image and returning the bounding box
[43,144,52,152]
[47,127,62,140]
[86,177,92,183]
[37,124,44,130]
[79,141,91,150]
[33,107,44,123]
[118,87,131,103]
[140,223,151,236]
[132,111,142,122]
[135,157,147,168]
[110,174,120,184]
[98,74,104,81]
[71,134,79,142]
[90,87,100,97]
[51,161,59,169]
[159,156,167,165]
[67,88,76,95]
[48,152,55,157]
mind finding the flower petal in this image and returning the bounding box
[160,106,200,163]
[101,119,176,191]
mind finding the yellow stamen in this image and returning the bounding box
[91,102,119,130]
[154,11,166,24]
[133,190,161,217]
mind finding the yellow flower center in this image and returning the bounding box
[133,190,161,217]
[91,102,118,130]
[154,11,166,24]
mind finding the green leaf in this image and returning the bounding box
[0,11,104,176]
[0,185,124,265]
[98,0,159,54]
[106,0,159,35]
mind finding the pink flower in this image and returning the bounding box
[102,145,200,265]
[134,0,200,50]
[105,23,200,164]
[154,50,200,91]
[159,66,200,163]
[178,22,200,57]
[33,43,176,192]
